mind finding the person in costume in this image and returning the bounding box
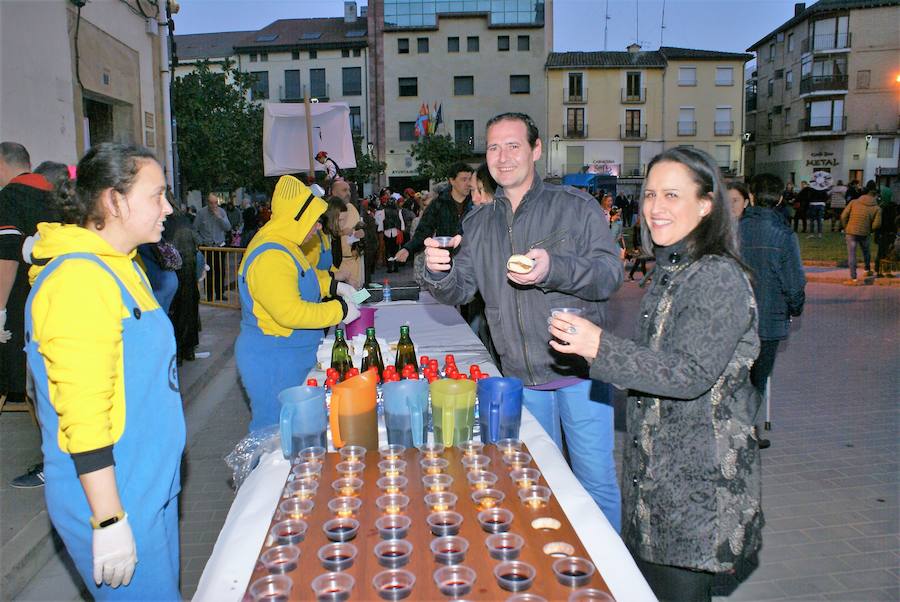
[236,175,358,432]
[25,143,184,599]
[301,196,343,297]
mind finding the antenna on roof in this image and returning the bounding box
[635,0,639,45]
[604,0,610,51]
[660,0,666,47]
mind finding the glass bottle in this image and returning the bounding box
[360,327,385,377]
[394,325,417,371]
[330,328,353,381]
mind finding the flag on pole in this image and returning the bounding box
[414,103,430,137]
[434,103,443,132]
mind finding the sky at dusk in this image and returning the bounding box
[174,0,809,57]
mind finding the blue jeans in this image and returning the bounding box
[846,234,871,279]
[523,380,621,532]
[808,204,825,235]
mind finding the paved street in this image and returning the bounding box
[2,266,897,600]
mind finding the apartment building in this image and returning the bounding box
[368,0,551,189]
[546,45,750,190]
[174,3,371,145]
[0,0,173,180]
[746,0,900,186]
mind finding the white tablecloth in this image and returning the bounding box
[194,294,656,601]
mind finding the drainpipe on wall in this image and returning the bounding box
[159,11,175,193]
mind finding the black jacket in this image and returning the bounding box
[401,188,472,255]
[739,206,806,340]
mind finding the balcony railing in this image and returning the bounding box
[563,88,588,104]
[719,160,740,176]
[799,116,847,133]
[620,124,647,140]
[746,92,758,112]
[621,163,644,177]
[714,121,735,136]
[677,121,697,136]
[621,88,646,103]
[278,83,331,102]
[799,74,848,95]
[801,32,851,54]
[564,124,588,138]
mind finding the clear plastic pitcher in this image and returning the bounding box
[430,379,477,447]
[278,385,328,459]
[382,379,430,447]
[329,369,378,450]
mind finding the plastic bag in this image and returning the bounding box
[225,426,281,491]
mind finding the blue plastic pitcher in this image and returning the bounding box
[278,385,328,458]
[477,377,524,444]
[382,379,430,447]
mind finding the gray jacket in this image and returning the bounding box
[424,177,623,385]
[590,242,763,573]
[194,206,231,246]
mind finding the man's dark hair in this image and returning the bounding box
[0,142,31,170]
[486,112,539,148]
[34,161,71,191]
[865,180,877,193]
[447,161,474,180]
[749,173,783,208]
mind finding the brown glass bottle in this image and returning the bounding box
[360,327,385,377]
[394,325,417,372]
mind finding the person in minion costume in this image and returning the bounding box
[236,175,359,432]
[25,143,184,599]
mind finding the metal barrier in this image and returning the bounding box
[199,246,245,309]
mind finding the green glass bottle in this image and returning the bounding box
[394,325,417,372]
[360,327,385,377]
[330,328,353,380]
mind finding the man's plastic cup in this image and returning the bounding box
[345,306,377,338]
[430,378,477,447]
[433,236,455,268]
[382,379,430,447]
[279,385,327,459]
[330,370,378,450]
[477,377,524,444]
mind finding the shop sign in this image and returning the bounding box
[806,151,839,168]
[587,160,619,176]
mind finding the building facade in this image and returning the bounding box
[746,0,900,186]
[369,0,551,189]
[0,0,173,181]
[546,45,750,194]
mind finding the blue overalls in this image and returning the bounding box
[316,230,333,272]
[25,253,185,600]
[235,242,323,432]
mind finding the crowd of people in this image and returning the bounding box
[1,107,897,601]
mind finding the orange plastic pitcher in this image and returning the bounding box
[329,369,378,449]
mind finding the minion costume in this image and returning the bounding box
[25,223,185,600]
[300,228,336,298]
[236,176,349,432]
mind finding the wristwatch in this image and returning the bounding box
[90,511,125,529]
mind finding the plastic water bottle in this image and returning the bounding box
[382,278,392,302]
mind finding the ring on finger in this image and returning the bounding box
[567,326,577,335]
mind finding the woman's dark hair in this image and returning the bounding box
[475,162,496,199]
[727,181,751,204]
[320,196,344,238]
[640,147,742,265]
[58,143,157,229]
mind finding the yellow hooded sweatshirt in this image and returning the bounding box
[240,175,345,337]
[28,223,160,456]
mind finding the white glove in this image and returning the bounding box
[336,282,356,300]
[343,300,361,325]
[92,514,137,588]
[0,309,10,344]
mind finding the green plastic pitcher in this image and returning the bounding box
[429,378,477,447]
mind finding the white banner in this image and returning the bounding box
[262,102,357,176]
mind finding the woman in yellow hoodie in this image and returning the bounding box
[25,143,183,599]
[236,176,358,432]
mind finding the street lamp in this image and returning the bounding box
[367,142,375,156]
[551,134,561,176]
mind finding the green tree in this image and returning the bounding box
[407,134,471,182]
[172,60,265,195]
[343,137,386,188]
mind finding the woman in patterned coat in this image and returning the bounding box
[549,147,763,602]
